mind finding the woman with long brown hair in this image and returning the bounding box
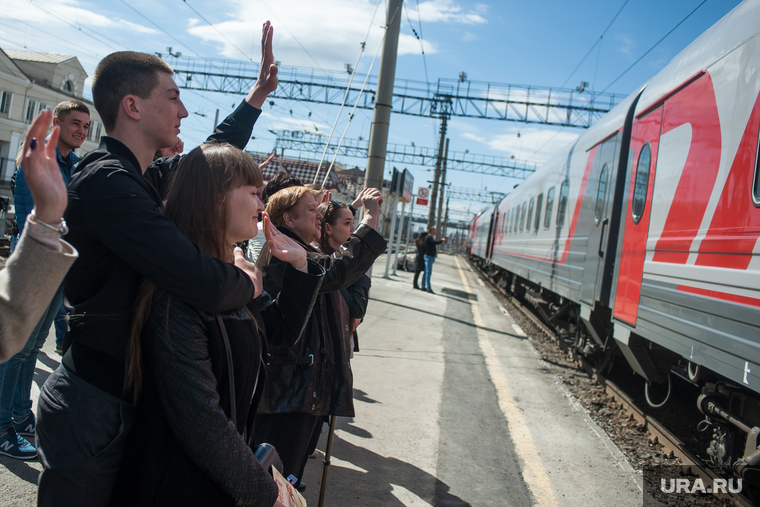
[112,143,322,507]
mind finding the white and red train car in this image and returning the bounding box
[468,0,760,482]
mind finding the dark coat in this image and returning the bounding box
[256,224,386,417]
[414,242,426,271]
[63,102,262,400]
[112,263,323,507]
[424,235,444,257]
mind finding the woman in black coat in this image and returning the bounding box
[112,144,323,507]
[413,231,428,289]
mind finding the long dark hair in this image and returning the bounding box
[317,200,349,254]
[415,231,428,248]
[125,143,263,402]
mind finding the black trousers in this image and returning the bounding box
[413,268,423,287]
[255,412,320,483]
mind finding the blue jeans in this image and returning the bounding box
[0,284,64,429]
[422,254,436,291]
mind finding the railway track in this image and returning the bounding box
[464,254,756,507]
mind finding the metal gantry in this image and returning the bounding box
[273,130,539,179]
[164,55,624,128]
[446,186,506,204]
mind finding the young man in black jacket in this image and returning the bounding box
[35,22,280,507]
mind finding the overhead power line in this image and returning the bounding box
[181,0,253,61]
[601,0,709,93]
[119,0,202,57]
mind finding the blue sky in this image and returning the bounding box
[0,0,745,217]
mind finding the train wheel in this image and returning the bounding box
[645,373,672,409]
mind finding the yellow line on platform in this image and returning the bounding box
[454,256,558,507]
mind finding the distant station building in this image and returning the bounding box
[0,49,103,197]
[248,152,400,237]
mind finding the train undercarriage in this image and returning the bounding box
[468,254,760,496]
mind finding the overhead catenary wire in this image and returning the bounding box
[559,0,630,89]
[601,0,708,93]
[315,0,404,188]
[26,0,125,51]
[311,0,383,185]
[181,0,254,61]
[258,0,330,75]
[119,0,203,57]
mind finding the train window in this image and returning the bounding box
[520,202,527,231]
[534,194,543,231]
[526,198,535,233]
[594,164,609,225]
[632,143,652,223]
[544,187,555,229]
[506,209,511,235]
[557,180,569,228]
[511,207,517,232]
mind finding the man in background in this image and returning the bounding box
[0,101,89,460]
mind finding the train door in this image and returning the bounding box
[613,107,663,325]
[485,210,497,261]
[580,134,621,307]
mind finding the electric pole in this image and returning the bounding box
[365,0,403,191]
[434,137,449,239]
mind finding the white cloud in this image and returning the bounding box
[462,32,478,42]
[408,0,487,25]
[185,0,477,69]
[260,112,331,133]
[1,0,157,35]
[456,125,579,166]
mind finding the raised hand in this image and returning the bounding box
[351,188,368,210]
[259,152,276,171]
[22,109,67,225]
[248,21,279,109]
[262,212,307,269]
[233,247,263,298]
[320,189,332,204]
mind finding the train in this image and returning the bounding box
[467,0,760,486]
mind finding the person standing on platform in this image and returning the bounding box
[0,101,89,460]
[112,144,320,507]
[0,110,78,363]
[35,22,280,507]
[422,226,446,294]
[412,231,428,290]
[255,186,385,488]
[304,199,372,460]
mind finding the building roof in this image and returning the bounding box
[3,49,76,65]
[249,154,341,190]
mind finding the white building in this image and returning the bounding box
[0,49,103,197]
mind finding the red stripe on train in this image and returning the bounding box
[677,285,760,308]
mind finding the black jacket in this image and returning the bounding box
[256,224,386,416]
[112,262,322,507]
[63,102,262,400]
[424,235,444,257]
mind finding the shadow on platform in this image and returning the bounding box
[0,453,40,486]
[313,423,471,507]
[369,297,526,340]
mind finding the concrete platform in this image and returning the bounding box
[0,253,643,506]
[300,253,642,507]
